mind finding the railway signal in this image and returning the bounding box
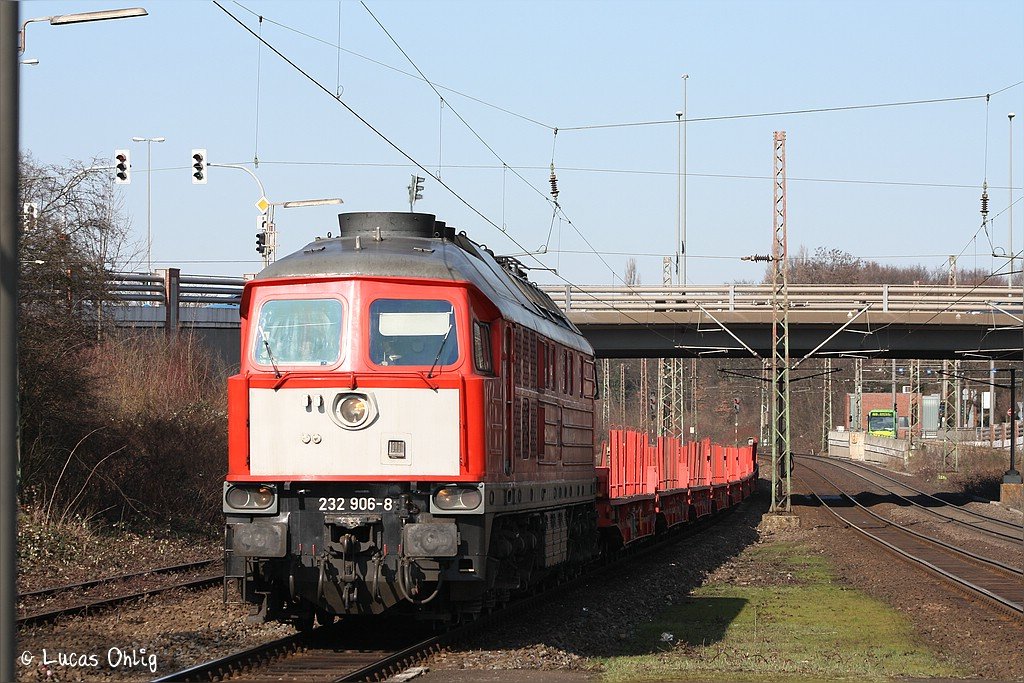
[191,149,207,184]
[407,174,424,212]
[114,149,130,184]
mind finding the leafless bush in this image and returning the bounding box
[17,155,227,528]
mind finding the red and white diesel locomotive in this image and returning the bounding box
[224,212,601,627]
[223,211,757,628]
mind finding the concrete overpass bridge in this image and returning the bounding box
[545,284,1024,361]
[108,272,1024,364]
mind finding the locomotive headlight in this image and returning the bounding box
[433,486,483,511]
[330,392,377,430]
[224,483,277,513]
[339,396,368,424]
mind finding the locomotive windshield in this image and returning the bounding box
[370,299,458,367]
[253,298,343,366]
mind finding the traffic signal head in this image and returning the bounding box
[408,174,425,206]
[256,231,267,255]
[114,149,131,184]
[191,149,207,185]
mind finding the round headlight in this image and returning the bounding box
[250,486,275,509]
[226,484,275,510]
[225,485,251,509]
[433,487,482,511]
[338,396,368,426]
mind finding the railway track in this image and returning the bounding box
[796,460,1023,616]
[795,454,1023,544]
[153,622,440,682]
[157,503,743,681]
[17,559,222,627]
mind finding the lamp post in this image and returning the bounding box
[675,110,682,283]
[131,136,165,273]
[680,74,689,286]
[18,7,147,55]
[8,9,147,680]
[1010,113,1015,288]
[205,161,341,267]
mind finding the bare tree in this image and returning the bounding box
[17,154,136,498]
[624,257,640,286]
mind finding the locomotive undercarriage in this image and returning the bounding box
[225,483,598,627]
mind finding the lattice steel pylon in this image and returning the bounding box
[942,260,959,470]
[658,257,679,436]
[910,359,921,448]
[760,359,770,446]
[618,362,626,428]
[601,358,611,434]
[853,358,864,430]
[941,358,959,470]
[640,357,649,433]
[689,358,698,439]
[770,130,792,513]
[821,358,833,454]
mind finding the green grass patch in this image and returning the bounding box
[600,542,962,682]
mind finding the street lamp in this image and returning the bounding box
[681,73,689,286]
[19,7,148,54]
[205,159,342,267]
[1010,113,1015,289]
[131,136,165,273]
[263,198,344,267]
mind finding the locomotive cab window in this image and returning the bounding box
[253,298,343,367]
[473,321,493,374]
[370,299,459,367]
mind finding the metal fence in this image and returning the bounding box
[108,269,245,329]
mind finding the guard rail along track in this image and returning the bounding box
[796,459,1023,616]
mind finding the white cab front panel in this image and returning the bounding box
[249,387,461,477]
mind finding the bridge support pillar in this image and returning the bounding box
[162,267,180,333]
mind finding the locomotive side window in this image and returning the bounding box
[473,321,493,374]
[370,299,458,367]
[253,298,343,367]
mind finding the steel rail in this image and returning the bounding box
[796,454,1023,540]
[157,498,751,681]
[797,465,1023,615]
[17,574,222,627]
[798,463,1020,575]
[151,631,307,682]
[18,558,219,600]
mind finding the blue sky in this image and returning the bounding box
[17,0,1024,287]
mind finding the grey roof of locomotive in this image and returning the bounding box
[257,212,593,355]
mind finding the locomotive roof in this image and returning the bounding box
[257,212,593,354]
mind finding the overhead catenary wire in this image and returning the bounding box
[216,1,1023,362]
[559,85,1023,132]
[212,1,689,352]
[231,0,556,130]
[253,14,264,167]
[354,1,703,333]
[359,1,554,211]
[250,159,1022,191]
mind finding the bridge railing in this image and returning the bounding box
[107,269,245,330]
[540,284,1022,315]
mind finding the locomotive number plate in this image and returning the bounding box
[317,496,397,513]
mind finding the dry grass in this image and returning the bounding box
[911,442,1009,500]
[20,329,229,530]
